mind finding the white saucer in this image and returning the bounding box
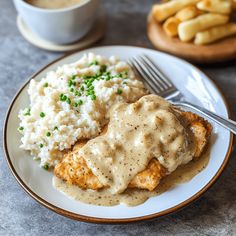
[16,11,106,52]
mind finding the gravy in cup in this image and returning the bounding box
[25,0,84,9]
[14,0,99,44]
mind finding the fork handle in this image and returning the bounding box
[173,101,236,135]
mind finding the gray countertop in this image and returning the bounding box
[0,0,236,235]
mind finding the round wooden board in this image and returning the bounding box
[147,13,236,64]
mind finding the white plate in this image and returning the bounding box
[4,46,234,223]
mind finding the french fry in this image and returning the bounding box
[175,5,204,21]
[231,0,236,10]
[152,0,201,22]
[178,13,229,42]
[163,17,181,37]
[163,6,203,38]
[194,23,236,45]
[197,0,232,14]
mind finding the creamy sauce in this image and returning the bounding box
[79,95,196,194]
[25,0,84,9]
[53,149,210,206]
[53,94,204,206]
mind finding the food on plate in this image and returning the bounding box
[175,5,203,21]
[178,13,229,41]
[18,53,212,206]
[197,0,232,14]
[194,23,236,44]
[53,94,212,206]
[233,0,236,10]
[18,53,147,168]
[163,6,203,37]
[163,17,181,36]
[151,0,236,45]
[152,0,200,22]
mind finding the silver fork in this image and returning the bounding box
[129,55,236,135]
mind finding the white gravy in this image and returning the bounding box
[53,149,210,206]
[25,0,84,9]
[53,95,204,206]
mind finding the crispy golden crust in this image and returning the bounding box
[54,111,212,192]
[180,111,212,158]
[54,141,104,190]
[128,159,166,191]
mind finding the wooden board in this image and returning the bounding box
[147,13,236,64]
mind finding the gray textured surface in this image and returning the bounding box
[0,0,236,235]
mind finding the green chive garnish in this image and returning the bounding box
[60,94,67,101]
[54,126,58,130]
[71,75,77,80]
[40,112,45,118]
[75,91,81,96]
[24,108,31,116]
[43,164,49,170]
[100,65,107,73]
[117,88,123,94]
[66,97,71,104]
[39,143,44,148]
[18,126,24,131]
[43,82,48,87]
[46,132,51,137]
[90,95,96,100]
[89,60,98,66]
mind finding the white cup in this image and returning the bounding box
[13,0,100,44]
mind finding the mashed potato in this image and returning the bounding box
[18,53,147,168]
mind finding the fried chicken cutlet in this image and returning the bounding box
[54,110,212,192]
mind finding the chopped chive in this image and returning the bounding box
[54,126,58,130]
[78,100,83,105]
[46,132,51,137]
[40,112,45,118]
[74,99,83,107]
[100,65,107,73]
[60,94,67,101]
[43,82,48,87]
[87,82,93,88]
[70,88,74,92]
[71,75,77,80]
[117,88,123,95]
[39,143,44,148]
[90,94,96,100]
[18,126,24,131]
[43,164,49,170]
[75,91,81,96]
[89,60,98,66]
[24,108,31,116]
[68,80,73,87]
[66,97,71,104]
[80,86,84,91]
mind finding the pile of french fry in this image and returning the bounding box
[152,0,236,45]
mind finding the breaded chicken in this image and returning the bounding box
[54,111,212,192]
[180,111,212,158]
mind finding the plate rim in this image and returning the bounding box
[3,45,234,224]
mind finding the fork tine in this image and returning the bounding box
[140,55,174,88]
[135,57,166,91]
[138,56,169,90]
[128,59,161,94]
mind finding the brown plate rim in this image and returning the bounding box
[3,45,234,224]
